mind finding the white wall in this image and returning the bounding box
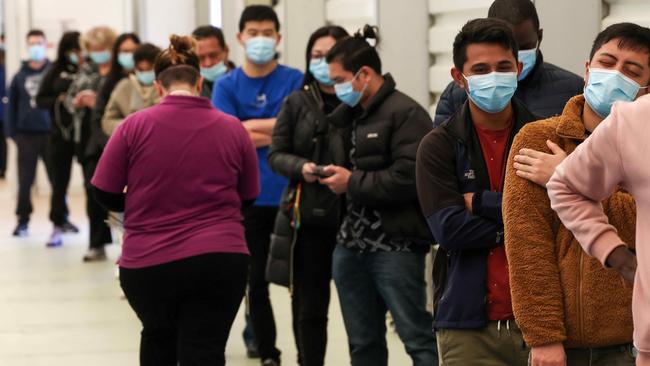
[138,0,195,48]
[378,0,429,109]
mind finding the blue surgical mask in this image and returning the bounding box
[28,44,46,62]
[89,50,111,65]
[135,70,156,86]
[309,58,333,86]
[584,68,645,118]
[463,71,518,113]
[245,37,276,65]
[518,49,537,81]
[334,70,367,107]
[118,52,134,70]
[69,53,79,65]
[200,61,228,82]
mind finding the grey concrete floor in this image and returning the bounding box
[0,176,411,365]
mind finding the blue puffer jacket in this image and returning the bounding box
[433,52,583,127]
[5,61,50,137]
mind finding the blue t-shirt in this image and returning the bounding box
[212,64,303,206]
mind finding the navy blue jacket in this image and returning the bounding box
[433,52,583,127]
[416,99,537,329]
[5,61,50,137]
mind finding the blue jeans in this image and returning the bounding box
[332,245,438,366]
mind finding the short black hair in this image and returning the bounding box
[192,25,227,49]
[590,22,650,66]
[238,5,280,33]
[453,18,519,71]
[326,25,381,75]
[302,25,349,87]
[134,43,161,64]
[27,29,45,40]
[488,0,540,30]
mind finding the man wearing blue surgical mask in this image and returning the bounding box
[416,18,537,366]
[192,25,235,100]
[434,0,584,127]
[504,23,650,366]
[5,29,53,237]
[211,5,303,366]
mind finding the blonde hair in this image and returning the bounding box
[82,26,117,50]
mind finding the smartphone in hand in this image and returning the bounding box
[312,165,334,178]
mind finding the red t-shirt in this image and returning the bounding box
[474,120,514,321]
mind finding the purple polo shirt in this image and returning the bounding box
[92,95,260,269]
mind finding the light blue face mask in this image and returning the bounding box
[518,49,537,81]
[118,52,135,70]
[309,58,333,86]
[28,44,46,62]
[584,68,646,118]
[200,61,228,82]
[89,50,111,65]
[334,70,367,107]
[135,70,156,86]
[245,37,276,65]
[463,71,518,113]
[69,53,79,65]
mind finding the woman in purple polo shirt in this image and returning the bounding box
[91,35,259,366]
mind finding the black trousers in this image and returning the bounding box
[48,127,75,227]
[120,253,249,366]
[0,120,6,176]
[82,157,111,248]
[243,205,281,361]
[292,225,337,366]
[14,133,54,224]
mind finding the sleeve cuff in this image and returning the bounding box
[591,230,626,267]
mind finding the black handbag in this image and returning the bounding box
[265,183,302,288]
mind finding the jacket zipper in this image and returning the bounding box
[577,251,585,343]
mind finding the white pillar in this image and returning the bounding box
[378,0,429,109]
[534,0,603,76]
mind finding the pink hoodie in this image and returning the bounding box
[548,93,650,356]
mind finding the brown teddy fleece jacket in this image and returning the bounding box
[503,95,635,348]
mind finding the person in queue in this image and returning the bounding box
[212,5,303,365]
[6,29,53,238]
[64,26,118,261]
[91,34,259,366]
[323,25,438,366]
[504,22,650,366]
[102,43,161,136]
[416,18,537,365]
[36,31,85,247]
[267,25,349,366]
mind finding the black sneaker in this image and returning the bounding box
[261,359,280,366]
[61,221,80,234]
[12,223,28,237]
[82,247,107,262]
[246,341,260,359]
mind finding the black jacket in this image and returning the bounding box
[416,98,537,328]
[36,61,78,141]
[433,52,583,126]
[329,74,433,242]
[268,82,341,228]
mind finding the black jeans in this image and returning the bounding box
[292,225,337,366]
[14,133,54,224]
[0,120,6,176]
[82,157,111,248]
[120,253,249,366]
[48,127,75,226]
[244,205,282,361]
